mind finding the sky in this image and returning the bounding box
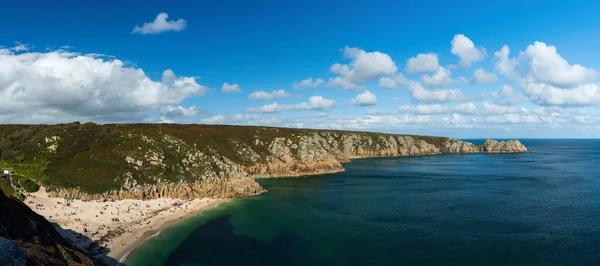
[2,0,600,138]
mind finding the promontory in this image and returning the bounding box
[0,123,528,200]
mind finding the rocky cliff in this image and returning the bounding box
[0,123,528,200]
[0,189,93,266]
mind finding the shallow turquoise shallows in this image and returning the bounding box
[125,139,600,266]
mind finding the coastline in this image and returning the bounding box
[24,187,229,266]
[109,199,228,266]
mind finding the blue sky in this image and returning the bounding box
[1,0,600,138]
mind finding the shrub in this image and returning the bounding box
[16,177,39,193]
[1,149,14,161]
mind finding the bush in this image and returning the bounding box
[16,177,39,193]
[1,149,14,161]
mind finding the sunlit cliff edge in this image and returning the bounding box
[0,123,528,200]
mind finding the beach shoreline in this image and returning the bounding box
[109,199,228,266]
[24,187,229,266]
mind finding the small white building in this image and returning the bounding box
[3,170,13,175]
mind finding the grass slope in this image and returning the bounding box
[0,123,448,195]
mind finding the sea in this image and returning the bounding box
[124,139,600,266]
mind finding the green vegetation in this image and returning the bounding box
[0,178,15,196]
[0,123,449,196]
[13,176,39,192]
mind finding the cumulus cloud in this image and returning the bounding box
[408,82,464,102]
[399,102,476,115]
[471,68,498,84]
[200,115,227,124]
[328,47,397,89]
[494,45,519,78]
[379,73,409,89]
[293,77,324,89]
[10,42,30,52]
[132,12,187,35]
[248,90,291,100]
[0,48,208,123]
[327,77,364,90]
[519,80,600,106]
[406,53,439,73]
[366,109,397,115]
[481,102,527,114]
[451,34,486,67]
[245,96,335,113]
[351,90,377,106]
[491,85,527,105]
[160,105,198,118]
[421,67,453,86]
[524,42,597,87]
[495,42,600,106]
[484,114,540,124]
[221,82,241,93]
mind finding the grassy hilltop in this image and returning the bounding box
[0,122,526,199]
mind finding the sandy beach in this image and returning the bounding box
[25,187,227,265]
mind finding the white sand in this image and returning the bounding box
[25,187,227,265]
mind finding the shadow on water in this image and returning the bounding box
[163,215,318,266]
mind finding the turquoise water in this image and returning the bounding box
[125,140,600,265]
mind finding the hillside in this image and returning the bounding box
[0,188,93,265]
[0,123,527,200]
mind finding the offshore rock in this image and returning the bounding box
[482,139,528,153]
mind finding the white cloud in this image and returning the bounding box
[351,90,377,106]
[379,73,409,88]
[160,105,198,118]
[494,45,519,78]
[132,12,187,35]
[495,42,600,106]
[328,47,397,89]
[293,77,324,89]
[406,53,439,73]
[519,80,600,106]
[481,102,527,114]
[245,96,335,113]
[471,68,497,84]
[10,42,29,52]
[524,41,597,87]
[327,77,364,90]
[0,49,208,123]
[491,85,526,105]
[484,114,540,124]
[366,109,397,115]
[221,82,241,93]
[421,67,453,86]
[408,82,464,102]
[399,102,476,115]
[200,115,226,124]
[451,34,486,67]
[248,89,291,100]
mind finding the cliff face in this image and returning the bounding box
[0,189,93,266]
[0,124,527,200]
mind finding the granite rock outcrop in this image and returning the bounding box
[0,124,529,200]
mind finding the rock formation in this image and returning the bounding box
[0,189,93,265]
[0,236,26,266]
[0,124,528,200]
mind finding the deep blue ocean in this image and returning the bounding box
[125,139,600,265]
